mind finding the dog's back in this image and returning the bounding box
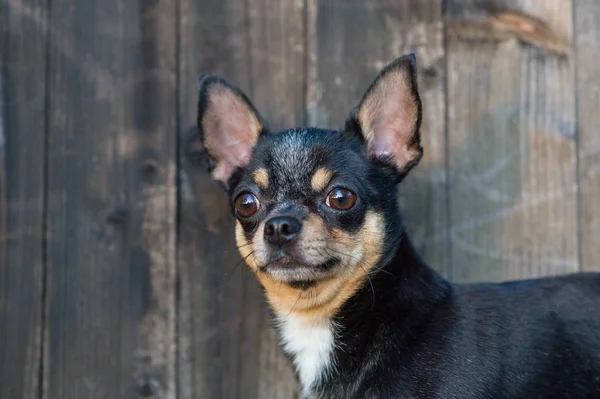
[196,53,600,398]
[315,249,600,399]
[439,273,600,398]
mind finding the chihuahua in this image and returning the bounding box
[196,54,600,399]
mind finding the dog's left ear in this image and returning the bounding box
[346,54,423,179]
[197,74,268,189]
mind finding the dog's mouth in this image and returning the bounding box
[259,254,340,283]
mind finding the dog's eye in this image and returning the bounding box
[235,193,260,217]
[326,188,357,211]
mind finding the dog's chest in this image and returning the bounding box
[278,316,336,395]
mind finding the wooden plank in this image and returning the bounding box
[0,1,47,398]
[178,0,304,397]
[44,0,177,397]
[446,1,578,282]
[574,0,600,272]
[245,3,306,398]
[307,0,449,277]
[178,3,249,398]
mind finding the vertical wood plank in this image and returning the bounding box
[0,1,47,398]
[307,0,449,277]
[574,0,600,272]
[178,0,303,397]
[246,2,305,397]
[178,2,250,398]
[446,0,578,282]
[44,0,177,397]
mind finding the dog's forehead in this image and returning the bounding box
[252,128,334,191]
[270,129,321,180]
[245,128,367,201]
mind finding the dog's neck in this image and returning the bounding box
[275,230,452,397]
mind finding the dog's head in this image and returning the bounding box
[197,55,422,319]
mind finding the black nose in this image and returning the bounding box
[264,216,302,246]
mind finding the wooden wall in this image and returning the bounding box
[1,0,599,397]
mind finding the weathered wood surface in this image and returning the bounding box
[574,0,600,272]
[0,1,46,398]
[43,0,177,397]
[307,0,449,278]
[1,0,599,398]
[447,0,578,282]
[178,0,303,397]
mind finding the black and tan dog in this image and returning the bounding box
[197,54,600,399]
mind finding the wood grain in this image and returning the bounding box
[0,1,47,398]
[178,0,304,397]
[246,2,305,397]
[307,0,449,278]
[574,0,600,272]
[447,1,578,282]
[43,0,177,397]
[2,1,599,397]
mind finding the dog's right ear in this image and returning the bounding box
[197,75,268,189]
[345,54,423,180]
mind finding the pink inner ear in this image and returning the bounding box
[358,68,421,171]
[202,85,263,183]
[369,108,419,169]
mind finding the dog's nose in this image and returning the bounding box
[264,216,302,246]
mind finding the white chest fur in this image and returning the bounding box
[278,316,336,396]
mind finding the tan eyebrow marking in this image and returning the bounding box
[311,168,333,192]
[253,168,269,190]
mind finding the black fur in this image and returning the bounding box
[197,55,600,399]
[313,238,600,398]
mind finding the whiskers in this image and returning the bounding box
[218,249,256,289]
[358,263,376,310]
[314,247,379,310]
[283,290,304,321]
[281,286,318,322]
[327,246,393,277]
[222,239,387,312]
[236,242,253,251]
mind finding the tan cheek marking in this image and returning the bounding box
[311,211,383,318]
[311,168,333,192]
[257,211,385,324]
[236,221,257,271]
[252,168,269,190]
[358,211,385,268]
